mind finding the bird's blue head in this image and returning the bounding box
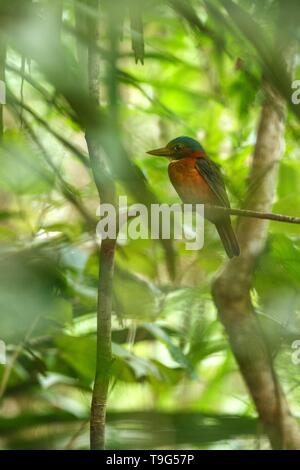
[147,136,205,159]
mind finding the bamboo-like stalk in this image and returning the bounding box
[85,0,117,450]
[90,238,116,449]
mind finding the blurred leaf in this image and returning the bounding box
[143,322,196,376]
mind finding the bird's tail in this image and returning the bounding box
[216,220,240,259]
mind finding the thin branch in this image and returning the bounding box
[206,205,300,225]
[86,0,116,451]
[65,419,89,450]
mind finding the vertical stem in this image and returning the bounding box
[90,238,116,450]
[85,0,116,449]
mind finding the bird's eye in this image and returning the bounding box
[174,144,182,152]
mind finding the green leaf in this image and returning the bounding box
[143,323,196,377]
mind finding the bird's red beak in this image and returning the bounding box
[146,146,172,157]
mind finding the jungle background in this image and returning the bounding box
[1,0,300,450]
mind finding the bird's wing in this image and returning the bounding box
[195,158,230,208]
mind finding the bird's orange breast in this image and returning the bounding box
[168,157,213,204]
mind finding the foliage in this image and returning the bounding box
[0,0,300,449]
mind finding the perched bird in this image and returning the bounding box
[147,136,240,258]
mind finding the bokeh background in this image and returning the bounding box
[0,0,300,449]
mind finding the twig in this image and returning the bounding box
[65,419,89,450]
[207,205,300,225]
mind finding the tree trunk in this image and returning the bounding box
[212,83,300,449]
